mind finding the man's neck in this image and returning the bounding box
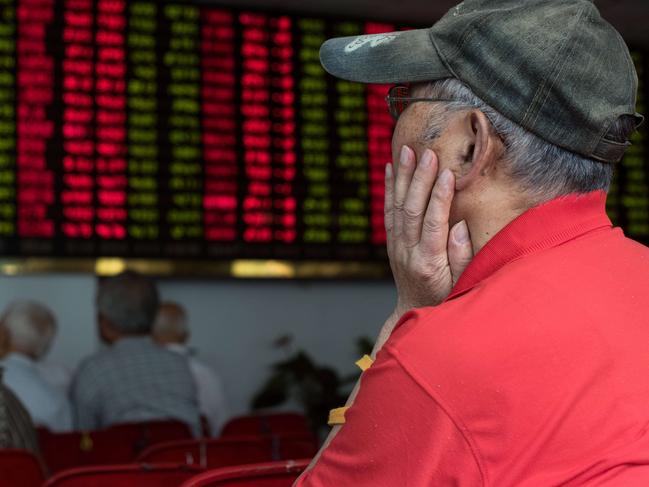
[113,334,150,343]
[466,191,531,255]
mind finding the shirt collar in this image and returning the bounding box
[446,191,612,300]
[113,336,154,349]
[165,343,190,356]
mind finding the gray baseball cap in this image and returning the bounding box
[319,0,644,163]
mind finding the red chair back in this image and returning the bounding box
[42,463,204,487]
[137,436,272,468]
[267,433,318,461]
[0,449,46,487]
[38,420,193,473]
[180,459,310,487]
[221,413,310,437]
[109,420,193,450]
[137,434,318,467]
[221,413,311,436]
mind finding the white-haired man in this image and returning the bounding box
[153,301,229,435]
[0,300,72,432]
[296,0,649,485]
[71,271,201,435]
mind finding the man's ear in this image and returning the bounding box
[98,313,119,344]
[455,110,504,191]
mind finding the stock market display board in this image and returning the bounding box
[0,0,646,277]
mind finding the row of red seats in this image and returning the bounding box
[0,413,316,486]
[137,434,317,466]
[37,419,193,472]
[37,412,316,473]
[0,452,310,487]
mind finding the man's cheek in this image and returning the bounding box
[391,121,407,163]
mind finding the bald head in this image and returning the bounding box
[152,301,189,346]
[0,300,56,359]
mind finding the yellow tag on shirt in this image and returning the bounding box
[355,354,374,372]
[327,356,375,427]
[328,406,349,425]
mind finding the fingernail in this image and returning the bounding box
[385,163,392,178]
[453,220,470,244]
[400,145,411,166]
[420,149,432,168]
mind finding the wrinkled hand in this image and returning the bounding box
[385,146,474,318]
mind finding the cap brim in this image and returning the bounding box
[319,28,451,84]
[634,112,645,129]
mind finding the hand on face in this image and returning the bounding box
[385,145,474,317]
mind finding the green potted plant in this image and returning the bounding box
[251,334,373,440]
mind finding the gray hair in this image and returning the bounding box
[96,271,159,335]
[152,301,189,343]
[1,300,56,358]
[419,78,636,202]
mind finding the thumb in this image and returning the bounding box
[448,220,474,286]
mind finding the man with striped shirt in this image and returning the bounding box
[71,271,200,436]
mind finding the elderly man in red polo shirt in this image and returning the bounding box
[295,0,649,486]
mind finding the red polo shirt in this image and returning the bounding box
[297,191,649,486]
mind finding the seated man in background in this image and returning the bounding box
[0,300,72,432]
[72,271,200,435]
[153,301,229,435]
[0,370,39,455]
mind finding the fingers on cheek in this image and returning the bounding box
[384,166,394,208]
[395,146,415,190]
[426,172,454,226]
[435,170,454,201]
[384,164,396,240]
[384,163,394,194]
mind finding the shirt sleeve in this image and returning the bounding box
[190,359,229,436]
[294,348,484,487]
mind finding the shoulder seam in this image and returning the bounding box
[384,344,489,487]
